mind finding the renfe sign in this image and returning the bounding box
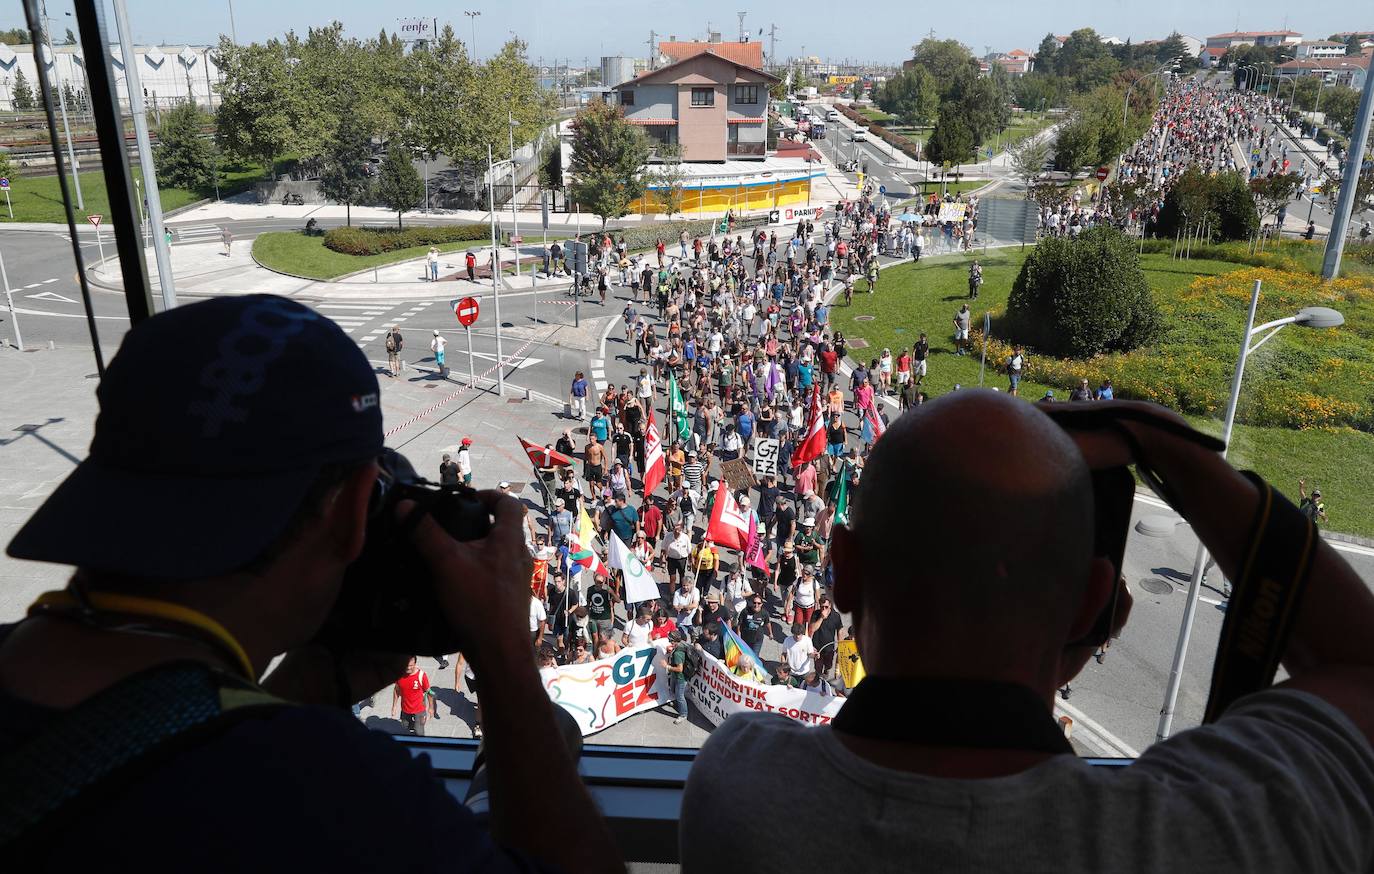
[396,18,437,41]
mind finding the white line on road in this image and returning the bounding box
[318,303,394,311]
[41,278,59,284]
[360,335,378,342]
[8,306,125,320]
[1055,698,1140,759]
[23,282,40,289]
[393,317,407,322]
[594,380,608,391]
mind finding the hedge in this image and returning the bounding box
[324,224,488,256]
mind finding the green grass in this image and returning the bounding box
[835,246,1374,537]
[252,231,493,281]
[992,114,1054,153]
[0,163,266,224]
[855,107,895,124]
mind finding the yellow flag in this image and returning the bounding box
[577,507,598,546]
[836,638,866,690]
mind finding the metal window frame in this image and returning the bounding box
[734,84,759,105]
[690,86,715,107]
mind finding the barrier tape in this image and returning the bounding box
[384,332,542,439]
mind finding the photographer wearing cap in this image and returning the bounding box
[683,390,1374,873]
[0,296,619,872]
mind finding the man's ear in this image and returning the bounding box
[830,524,862,617]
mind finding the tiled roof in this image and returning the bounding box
[1209,30,1301,39]
[658,40,764,69]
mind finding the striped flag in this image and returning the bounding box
[720,622,770,683]
[790,385,825,468]
[642,408,666,497]
[667,371,691,442]
[568,532,609,579]
[865,402,886,443]
[518,435,574,468]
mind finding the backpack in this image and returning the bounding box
[681,646,701,681]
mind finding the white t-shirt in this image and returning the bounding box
[528,596,546,633]
[625,618,652,648]
[782,633,815,676]
[672,587,701,625]
[683,689,1374,874]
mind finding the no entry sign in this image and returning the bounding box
[1095,166,1110,182]
[452,296,480,327]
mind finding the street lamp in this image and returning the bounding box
[1154,279,1343,742]
[464,10,481,61]
[486,145,507,397]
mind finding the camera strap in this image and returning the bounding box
[830,677,1073,756]
[1203,472,1316,724]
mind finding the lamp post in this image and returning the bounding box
[486,145,507,397]
[465,10,481,61]
[1154,279,1344,742]
[508,112,523,287]
[1320,55,1374,280]
[40,0,82,210]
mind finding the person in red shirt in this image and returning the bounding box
[641,497,664,549]
[391,656,434,736]
[649,606,678,642]
[819,344,839,390]
[465,250,477,282]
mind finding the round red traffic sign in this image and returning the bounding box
[1095,166,1110,181]
[453,296,480,327]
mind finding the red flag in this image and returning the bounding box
[642,408,666,498]
[706,481,750,551]
[790,385,826,468]
[518,435,573,468]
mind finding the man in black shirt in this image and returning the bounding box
[808,596,845,679]
[697,622,726,661]
[736,592,770,653]
[439,453,460,485]
[773,498,796,555]
[699,592,732,634]
[756,475,780,534]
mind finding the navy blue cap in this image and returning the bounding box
[8,295,383,578]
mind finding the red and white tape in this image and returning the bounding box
[384,332,541,439]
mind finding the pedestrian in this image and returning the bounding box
[968,260,983,299]
[569,371,589,420]
[781,621,818,681]
[390,656,433,736]
[808,596,845,679]
[466,249,477,282]
[586,575,616,652]
[384,325,404,378]
[1006,345,1025,396]
[665,630,692,724]
[530,590,548,647]
[1298,478,1328,526]
[1070,378,1094,402]
[953,304,971,356]
[430,330,448,378]
[438,453,460,485]
[457,436,474,486]
[427,247,440,282]
[736,591,770,653]
[221,226,234,256]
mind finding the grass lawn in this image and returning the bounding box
[993,114,1053,153]
[252,231,494,281]
[832,245,1374,537]
[0,163,266,224]
[855,107,895,124]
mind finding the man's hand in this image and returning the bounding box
[406,492,534,675]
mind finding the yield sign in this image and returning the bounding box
[87,214,103,227]
[452,296,480,327]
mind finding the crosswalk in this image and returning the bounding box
[174,224,224,242]
[315,301,438,348]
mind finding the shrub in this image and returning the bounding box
[1006,226,1162,358]
[1155,167,1258,242]
[323,224,488,256]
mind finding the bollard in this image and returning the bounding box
[374,267,379,283]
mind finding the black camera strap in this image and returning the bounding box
[831,677,1074,756]
[1203,472,1317,724]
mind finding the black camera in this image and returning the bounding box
[314,448,491,656]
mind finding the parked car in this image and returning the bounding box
[851,128,869,143]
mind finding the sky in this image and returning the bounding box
[18,0,1368,65]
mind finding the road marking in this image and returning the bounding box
[1054,698,1140,759]
[23,282,41,289]
[318,303,394,311]
[27,291,77,303]
[393,317,408,322]
[1130,491,1374,557]
[360,335,378,342]
[591,358,604,368]
[594,380,608,391]
[591,369,605,379]
[8,306,125,320]
[467,351,544,370]
[41,278,59,284]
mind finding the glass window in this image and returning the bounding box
[620,90,634,107]
[690,87,714,107]
[734,84,758,105]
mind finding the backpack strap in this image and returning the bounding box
[0,661,289,851]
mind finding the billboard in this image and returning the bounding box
[828,75,859,86]
[397,18,437,41]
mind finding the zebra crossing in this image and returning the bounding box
[315,301,437,349]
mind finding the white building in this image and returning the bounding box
[1293,41,1348,60]
[0,42,224,112]
[1205,30,1303,50]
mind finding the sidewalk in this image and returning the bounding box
[86,240,578,303]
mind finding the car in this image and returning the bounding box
[851,128,869,143]
[827,110,840,121]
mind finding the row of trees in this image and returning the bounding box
[882,38,1013,168]
[1051,78,1157,176]
[1011,29,1200,115]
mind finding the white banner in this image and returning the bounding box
[541,645,669,736]
[750,437,780,479]
[936,202,968,224]
[608,531,660,605]
[688,649,845,728]
[397,18,437,41]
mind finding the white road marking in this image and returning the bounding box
[393,317,407,322]
[27,291,77,303]
[23,282,41,289]
[318,303,393,311]
[8,306,125,320]
[466,351,544,370]
[360,335,378,342]
[591,369,605,379]
[1054,698,1140,759]
[41,278,59,284]
[594,380,608,391]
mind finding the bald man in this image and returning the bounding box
[682,391,1374,873]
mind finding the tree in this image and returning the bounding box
[925,107,975,168]
[1013,71,1060,112]
[154,100,217,191]
[952,74,1010,147]
[1054,29,1111,79]
[1249,172,1304,226]
[1157,167,1257,242]
[0,150,18,185]
[1346,35,1363,56]
[12,69,35,111]
[1007,226,1161,358]
[1318,86,1364,133]
[375,151,424,228]
[1322,167,1374,214]
[1052,116,1097,175]
[908,38,977,99]
[318,114,374,226]
[649,145,686,218]
[876,66,938,126]
[0,28,30,45]
[1155,33,1190,66]
[568,100,650,229]
[1035,34,1060,71]
[63,27,76,45]
[1009,135,1051,191]
[213,37,295,175]
[850,80,863,101]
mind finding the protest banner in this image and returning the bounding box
[687,649,845,728]
[541,644,669,736]
[936,202,968,224]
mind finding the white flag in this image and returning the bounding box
[608,532,660,605]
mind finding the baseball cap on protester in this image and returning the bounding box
[7,295,383,579]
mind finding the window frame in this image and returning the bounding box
[734,84,759,105]
[620,89,635,107]
[690,87,715,107]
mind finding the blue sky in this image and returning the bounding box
[23,1,1368,64]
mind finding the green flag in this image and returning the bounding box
[831,466,850,527]
[668,371,691,442]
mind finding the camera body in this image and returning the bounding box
[314,449,491,656]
